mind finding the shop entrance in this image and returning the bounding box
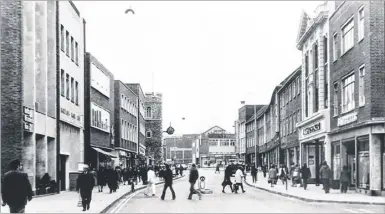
[59,155,68,191]
[343,142,356,188]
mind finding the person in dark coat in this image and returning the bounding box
[340,165,350,193]
[132,167,138,185]
[251,165,257,183]
[76,165,95,211]
[221,165,234,193]
[262,165,267,178]
[160,164,176,200]
[107,168,118,193]
[301,164,311,190]
[188,164,202,200]
[122,168,129,185]
[97,168,107,192]
[141,165,148,185]
[1,159,33,213]
[319,161,332,193]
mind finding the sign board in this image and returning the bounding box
[337,112,357,126]
[303,123,321,136]
[23,106,34,132]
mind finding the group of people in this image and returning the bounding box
[221,164,246,194]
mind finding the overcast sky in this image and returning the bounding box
[75,1,323,136]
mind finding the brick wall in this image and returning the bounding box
[1,0,24,175]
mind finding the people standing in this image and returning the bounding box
[107,168,118,193]
[97,168,107,192]
[1,159,33,213]
[145,166,157,197]
[251,165,257,183]
[160,164,176,200]
[188,164,202,200]
[221,165,234,193]
[268,165,278,187]
[76,165,95,211]
[278,164,288,185]
[319,161,332,194]
[301,164,311,190]
[179,165,184,176]
[340,165,350,193]
[262,165,267,178]
[234,166,246,193]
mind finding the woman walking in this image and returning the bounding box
[301,164,311,190]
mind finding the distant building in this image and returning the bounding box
[163,135,197,164]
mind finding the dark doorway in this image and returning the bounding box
[59,155,68,191]
[344,142,356,188]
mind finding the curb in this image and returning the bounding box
[100,175,186,213]
[244,181,385,206]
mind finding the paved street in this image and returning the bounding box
[115,168,384,213]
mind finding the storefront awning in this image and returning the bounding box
[92,147,117,158]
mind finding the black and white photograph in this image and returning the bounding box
[1,0,385,213]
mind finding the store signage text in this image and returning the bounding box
[337,112,357,127]
[302,123,321,136]
[61,107,81,122]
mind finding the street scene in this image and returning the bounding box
[1,0,385,213]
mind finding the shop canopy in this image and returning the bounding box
[92,147,117,158]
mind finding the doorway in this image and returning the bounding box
[59,155,68,191]
[344,142,356,188]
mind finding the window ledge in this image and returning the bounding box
[359,103,365,108]
[340,108,355,116]
[358,37,364,44]
[340,46,354,58]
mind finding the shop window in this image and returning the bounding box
[332,142,341,180]
[357,136,370,189]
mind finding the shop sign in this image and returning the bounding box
[139,147,145,155]
[23,106,34,132]
[303,123,321,136]
[337,112,357,127]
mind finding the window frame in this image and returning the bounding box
[333,33,338,62]
[341,16,355,55]
[66,74,70,100]
[341,72,356,113]
[70,77,74,103]
[60,25,65,52]
[358,6,365,42]
[60,70,65,96]
[66,31,70,56]
[359,65,365,107]
[333,82,339,117]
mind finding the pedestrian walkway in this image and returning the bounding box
[0,175,185,213]
[244,172,385,205]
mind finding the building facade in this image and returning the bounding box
[245,115,256,165]
[328,1,385,195]
[113,81,139,168]
[84,53,116,170]
[1,0,58,194]
[295,2,331,184]
[163,135,196,164]
[144,93,163,164]
[278,67,302,168]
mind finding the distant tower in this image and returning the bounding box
[144,93,163,164]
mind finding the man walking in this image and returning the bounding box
[251,165,257,183]
[76,165,95,211]
[1,159,33,213]
[188,164,202,200]
[145,166,157,197]
[319,161,332,193]
[221,165,234,193]
[301,163,311,190]
[160,164,176,200]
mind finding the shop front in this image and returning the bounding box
[90,147,117,170]
[329,121,385,195]
[298,115,329,184]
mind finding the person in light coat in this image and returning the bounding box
[145,166,157,196]
[234,166,246,193]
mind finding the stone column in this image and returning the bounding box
[369,134,382,193]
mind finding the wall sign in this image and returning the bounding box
[23,106,34,132]
[337,112,357,127]
[91,63,110,98]
[303,123,321,136]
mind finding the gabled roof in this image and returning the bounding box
[202,126,230,135]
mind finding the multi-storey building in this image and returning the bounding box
[245,115,256,165]
[58,1,85,191]
[84,53,116,170]
[278,66,302,168]
[295,2,331,184]
[256,106,267,166]
[126,83,147,163]
[328,1,385,195]
[198,126,236,167]
[113,81,139,168]
[144,93,163,165]
[1,0,58,194]
[163,135,197,164]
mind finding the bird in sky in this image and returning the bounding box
[125,5,135,15]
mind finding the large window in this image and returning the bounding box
[333,33,338,61]
[66,31,70,56]
[333,82,339,116]
[91,103,110,132]
[359,65,365,107]
[66,74,70,100]
[314,42,318,70]
[358,7,364,41]
[146,107,152,118]
[60,25,65,51]
[75,42,79,65]
[332,142,341,180]
[357,136,370,189]
[341,73,355,113]
[70,77,74,103]
[61,70,65,96]
[71,37,74,61]
[341,18,354,54]
[75,81,78,105]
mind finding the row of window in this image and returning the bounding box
[120,139,137,152]
[121,119,137,143]
[280,76,301,108]
[60,70,79,105]
[333,65,365,116]
[208,139,235,146]
[281,109,301,137]
[91,108,109,131]
[121,94,138,117]
[60,25,79,65]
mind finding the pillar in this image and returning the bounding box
[36,135,47,179]
[340,140,347,167]
[369,134,382,192]
[47,137,56,180]
[294,146,298,165]
[324,136,332,169]
[286,148,290,167]
[23,134,36,191]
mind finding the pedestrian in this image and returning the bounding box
[76,165,95,211]
[188,164,202,200]
[133,167,138,185]
[145,166,157,197]
[340,165,350,193]
[221,165,234,193]
[301,164,311,190]
[278,164,288,185]
[251,165,257,183]
[160,164,176,200]
[215,164,220,174]
[268,165,278,187]
[179,164,184,176]
[262,165,267,178]
[319,161,332,193]
[107,168,118,193]
[291,164,302,187]
[1,159,33,213]
[97,168,107,192]
[234,166,246,193]
[141,165,148,185]
[175,164,179,176]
